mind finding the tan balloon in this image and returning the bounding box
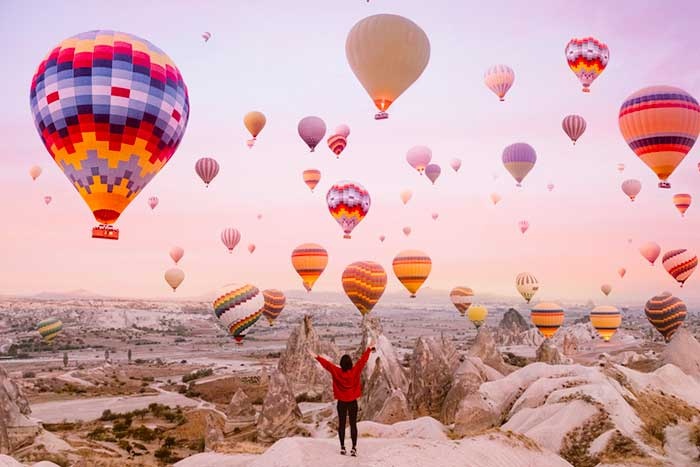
[29,165,42,181]
[346,14,430,119]
[400,190,413,205]
[243,111,266,138]
[164,267,185,292]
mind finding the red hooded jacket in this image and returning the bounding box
[317,347,372,402]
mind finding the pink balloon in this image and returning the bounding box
[169,246,184,265]
[450,158,461,172]
[621,179,642,202]
[248,243,256,254]
[148,196,159,210]
[431,213,439,220]
[547,183,554,192]
[406,146,432,174]
[43,195,52,205]
[425,164,441,185]
[221,228,241,253]
[562,114,586,144]
[402,226,412,236]
[298,116,326,152]
[639,241,661,265]
[379,235,386,242]
[618,267,626,278]
[334,124,350,138]
[518,220,529,234]
[195,157,219,187]
[490,193,502,205]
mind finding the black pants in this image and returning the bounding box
[337,399,358,448]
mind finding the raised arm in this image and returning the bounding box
[354,339,376,374]
[307,348,336,373]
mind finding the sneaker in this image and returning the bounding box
[351,447,357,457]
[340,447,346,455]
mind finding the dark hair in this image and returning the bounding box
[339,354,353,372]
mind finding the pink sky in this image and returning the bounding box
[2,0,700,303]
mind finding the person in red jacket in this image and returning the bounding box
[309,339,375,457]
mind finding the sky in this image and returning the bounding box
[2,0,700,305]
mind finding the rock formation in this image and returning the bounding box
[442,357,503,424]
[535,339,568,364]
[562,333,578,356]
[226,388,256,424]
[662,327,700,378]
[204,412,224,451]
[407,335,459,420]
[357,316,411,423]
[257,370,303,443]
[278,315,339,402]
[495,308,544,347]
[0,366,40,454]
[467,327,515,375]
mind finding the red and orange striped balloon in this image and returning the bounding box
[342,261,387,316]
[392,250,431,298]
[449,286,473,316]
[530,302,564,339]
[327,134,347,157]
[662,249,697,287]
[291,243,328,291]
[262,289,286,326]
[590,305,621,342]
[303,169,321,192]
[673,193,692,217]
[645,292,686,341]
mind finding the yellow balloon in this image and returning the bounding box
[392,249,431,297]
[346,14,430,119]
[467,305,488,329]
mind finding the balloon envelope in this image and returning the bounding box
[262,289,286,326]
[345,14,430,118]
[644,292,686,341]
[619,86,700,188]
[468,305,488,330]
[243,111,266,138]
[342,261,387,316]
[502,143,536,187]
[562,114,586,144]
[221,228,241,252]
[400,190,413,205]
[392,250,431,298]
[164,267,185,291]
[450,158,462,172]
[590,305,621,341]
[516,272,539,303]
[29,165,42,180]
[531,302,564,339]
[213,284,264,343]
[43,195,52,205]
[621,179,641,202]
[618,267,626,278]
[298,116,326,152]
[406,146,432,174]
[639,242,661,265]
[565,37,609,92]
[518,220,529,234]
[490,193,502,205]
[425,164,441,184]
[449,286,473,316]
[30,30,190,227]
[37,317,63,342]
[673,193,692,217]
[248,243,256,254]
[601,284,612,296]
[334,124,351,138]
[484,65,514,101]
[169,246,184,264]
[148,196,159,210]
[291,243,328,291]
[662,249,698,287]
[326,181,371,238]
[195,157,220,187]
[303,169,321,192]
[402,226,411,236]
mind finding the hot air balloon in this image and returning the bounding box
[257,213,263,220]
[425,164,441,184]
[43,196,52,205]
[562,114,586,144]
[30,31,190,240]
[248,243,256,254]
[202,32,212,42]
[619,86,700,189]
[243,111,266,148]
[379,235,386,242]
[346,14,430,119]
[213,284,264,344]
[400,190,413,205]
[590,305,621,342]
[468,305,488,330]
[334,124,351,138]
[484,65,515,102]
[392,250,431,298]
[431,213,439,220]
[262,289,286,326]
[406,146,432,174]
[518,220,529,234]
[621,179,641,202]
[616,163,625,173]
[29,165,42,181]
[547,183,554,192]
[502,143,536,187]
[673,193,692,217]
[662,249,697,287]
[449,286,473,316]
[169,246,184,265]
[402,226,411,236]
[195,157,219,187]
[565,37,609,92]
[645,292,686,341]
[246,140,254,149]
[618,267,626,278]
[291,243,328,291]
[490,193,502,205]
[148,196,159,210]
[37,318,63,343]
[639,242,661,265]
[327,134,348,157]
[303,169,321,192]
[516,272,539,303]
[530,302,564,338]
[450,158,462,172]
[326,181,371,239]
[221,228,241,253]
[342,261,387,316]
[298,116,326,152]
[601,283,612,296]
[164,267,184,291]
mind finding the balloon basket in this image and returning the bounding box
[374,112,389,120]
[658,181,671,189]
[343,234,351,239]
[92,225,119,240]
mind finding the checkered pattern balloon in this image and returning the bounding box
[29,30,190,225]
